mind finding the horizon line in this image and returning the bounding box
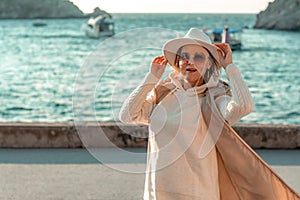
[83,11,260,15]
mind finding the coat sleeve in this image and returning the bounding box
[215,64,255,125]
[118,72,159,125]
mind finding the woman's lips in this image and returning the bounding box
[186,68,197,72]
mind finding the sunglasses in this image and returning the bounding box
[178,52,207,66]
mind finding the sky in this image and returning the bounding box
[70,0,275,14]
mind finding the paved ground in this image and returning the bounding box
[0,149,299,200]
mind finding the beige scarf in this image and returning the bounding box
[153,75,300,200]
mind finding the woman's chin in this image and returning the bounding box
[189,77,204,86]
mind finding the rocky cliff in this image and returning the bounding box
[254,0,300,30]
[0,0,85,19]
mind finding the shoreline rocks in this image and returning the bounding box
[0,0,85,19]
[254,0,300,31]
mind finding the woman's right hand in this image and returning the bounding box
[150,56,168,79]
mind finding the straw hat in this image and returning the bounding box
[162,28,220,69]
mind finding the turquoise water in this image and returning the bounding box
[0,14,299,124]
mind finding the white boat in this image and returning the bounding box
[82,13,115,39]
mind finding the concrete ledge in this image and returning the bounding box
[0,122,299,148]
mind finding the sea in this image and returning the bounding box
[0,13,299,124]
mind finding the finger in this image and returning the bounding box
[216,45,227,52]
[216,47,225,57]
[214,43,226,48]
[153,56,165,62]
[153,57,159,61]
[215,43,229,49]
[153,57,162,63]
[157,56,165,60]
[156,55,164,59]
[221,44,231,52]
[159,60,167,66]
[161,60,168,65]
[158,57,167,64]
[218,45,231,56]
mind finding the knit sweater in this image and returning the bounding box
[119,64,254,199]
[119,64,254,126]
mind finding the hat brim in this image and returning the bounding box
[162,38,220,69]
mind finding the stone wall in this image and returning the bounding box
[254,0,300,30]
[0,122,299,149]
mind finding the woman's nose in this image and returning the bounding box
[185,58,195,65]
[186,57,195,65]
[181,59,189,66]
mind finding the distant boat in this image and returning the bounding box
[82,11,115,39]
[206,28,242,51]
[32,22,47,27]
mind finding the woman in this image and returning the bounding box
[119,28,299,200]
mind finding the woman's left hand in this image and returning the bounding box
[214,43,232,69]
